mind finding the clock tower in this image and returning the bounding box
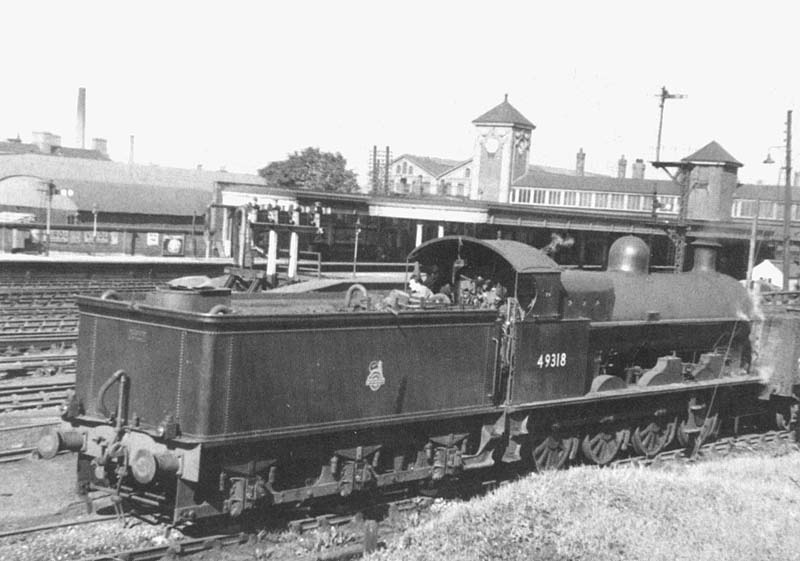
[470,95,535,202]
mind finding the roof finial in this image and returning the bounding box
[504,93,508,102]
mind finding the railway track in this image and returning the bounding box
[0,420,61,463]
[0,379,74,412]
[18,428,789,561]
[0,351,76,379]
[0,281,159,381]
[0,514,118,540]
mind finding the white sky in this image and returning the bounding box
[1,1,798,187]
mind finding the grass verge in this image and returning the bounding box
[368,447,800,561]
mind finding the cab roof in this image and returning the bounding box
[408,236,558,274]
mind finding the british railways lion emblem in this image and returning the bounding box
[365,360,385,391]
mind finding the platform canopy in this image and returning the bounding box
[407,235,557,274]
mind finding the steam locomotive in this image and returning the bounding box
[38,235,784,523]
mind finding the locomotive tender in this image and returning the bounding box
[40,235,779,523]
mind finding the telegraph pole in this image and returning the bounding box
[782,110,793,290]
[655,86,687,161]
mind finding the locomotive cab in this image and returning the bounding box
[407,235,563,317]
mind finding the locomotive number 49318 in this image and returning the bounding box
[537,352,567,369]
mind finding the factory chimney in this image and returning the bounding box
[76,87,86,149]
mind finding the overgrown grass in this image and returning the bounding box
[368,449,800,561]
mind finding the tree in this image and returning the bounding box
[258,147,359,193]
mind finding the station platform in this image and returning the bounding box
[0,251,233,283]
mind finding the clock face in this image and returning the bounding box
[166,238,183,254]
[485,137,500,155]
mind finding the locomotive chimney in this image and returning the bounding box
[691,239,721,273]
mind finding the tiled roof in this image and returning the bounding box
[472,96,535,129]
[766,259,800,277]
[682,141,742,167]
[56,179,212,216]
[0,140,110,160]
[395,155,465,178]
[529,164,608,178]
[512,168,678,195]
[0,153,263,191]
[734,182,800,202]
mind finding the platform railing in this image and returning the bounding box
[759,290,800,307]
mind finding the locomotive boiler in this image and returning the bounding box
[39,235,785,523]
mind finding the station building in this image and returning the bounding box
[0,98,796,278]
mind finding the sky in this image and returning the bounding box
[1,1,798,187]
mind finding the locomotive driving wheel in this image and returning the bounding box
[771,398,798,431]
[581,428,625,465]
[631,417,677,458]
[677,413,720,448]
[531,434,576,471]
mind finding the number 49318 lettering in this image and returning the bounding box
[537,352,567,368]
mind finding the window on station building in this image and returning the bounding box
[626,195,642,211]
[794,204,800,220]
[595,193,608,208]
[657,196,676,213]
[547,190,562,205]
[610,194,625,209]
[465,168,471,178]
[735,199,757,217]
[759,200,775,219]
[512,188,531,203]
[579,192,593,207]
[408,166,414,175]
[402,162,407,174]
[563,191,577,206]
[396,165,401,174]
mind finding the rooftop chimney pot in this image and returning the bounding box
[617,155,627,179]
[576,148,586,177]
[632,158,646,180]
[91,138,107,156]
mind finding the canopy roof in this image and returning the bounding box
[408,236,558,274]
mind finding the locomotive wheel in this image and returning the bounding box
[677,413,720,448]
[531,434,575,471]
[631,417,677,458]
[773,400,798,431]
[581,429,624,465]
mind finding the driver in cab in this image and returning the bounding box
[408,275,434,299]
